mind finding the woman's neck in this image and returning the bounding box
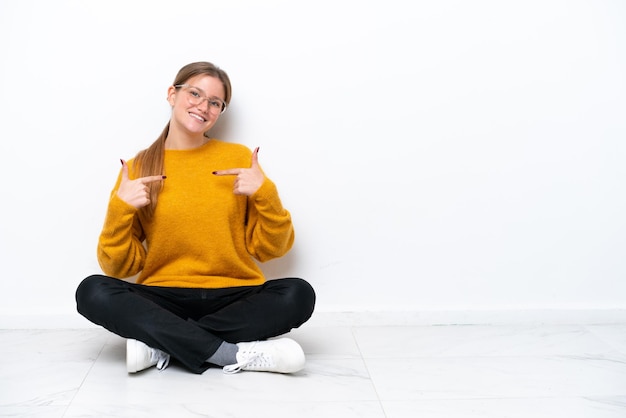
[164,130,209,150]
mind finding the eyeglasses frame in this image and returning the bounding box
[174,84,228,115]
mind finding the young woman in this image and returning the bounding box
[76,61,315,375]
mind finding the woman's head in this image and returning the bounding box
[166,62,232,137]
[172,61,232,106]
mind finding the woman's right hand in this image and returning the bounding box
[116,160,166,209]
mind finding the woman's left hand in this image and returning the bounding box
[212,147,265,196]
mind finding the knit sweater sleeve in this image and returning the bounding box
[245,178,295,262]
[96,191,147,278]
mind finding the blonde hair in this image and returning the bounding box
[134,62,232,219]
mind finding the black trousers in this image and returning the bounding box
[75,275,316,374]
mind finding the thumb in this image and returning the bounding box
[120,159,129,180]
[250,147,260,168]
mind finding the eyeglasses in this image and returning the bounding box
[174,84,227,114]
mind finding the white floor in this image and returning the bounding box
[1,323,625,417]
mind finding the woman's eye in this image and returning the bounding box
[189,90,201,98]
[209,100,221,108]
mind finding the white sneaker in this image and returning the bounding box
[126,339,170,373]
[223,338,305,374]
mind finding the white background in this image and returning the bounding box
[1,0,625,325]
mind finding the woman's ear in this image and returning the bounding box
[166,85,177,106]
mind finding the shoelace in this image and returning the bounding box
[223,343,274,374]
[222,353,261,374]
[152,349,170,371]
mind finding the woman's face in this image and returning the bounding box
[167,74,226,136]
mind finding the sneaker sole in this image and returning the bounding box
[127,339,140,373]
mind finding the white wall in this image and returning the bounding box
[1,0,625,327]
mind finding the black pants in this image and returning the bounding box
[75,275,316,374]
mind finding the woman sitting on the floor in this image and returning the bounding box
[75,61,315,375]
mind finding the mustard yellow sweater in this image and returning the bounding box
[97,139,294,288]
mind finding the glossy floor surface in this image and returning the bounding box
[1,324,625,417]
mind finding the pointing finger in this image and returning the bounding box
[212,147,260,176]
[120,160,165,183]
[120,159,129,180]
[251,147,259,168]
[139,175,167,184]
[212,168,243,176]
